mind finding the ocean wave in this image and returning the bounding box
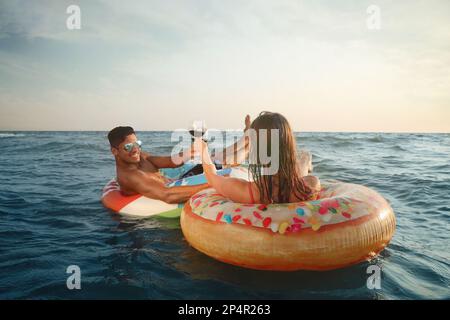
[300,134,390,146]
[14,140,109,154]
[0,133,26,138]
[390,145,408,152]
[367,135,385,143]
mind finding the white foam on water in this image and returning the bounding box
[0,133,26,138]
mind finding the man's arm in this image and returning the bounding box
[146,154,181,169]
[141,146,196,169]
[127,171,208,204]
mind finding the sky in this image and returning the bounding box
[0,0,449,132]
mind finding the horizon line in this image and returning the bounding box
[0,130,449,134]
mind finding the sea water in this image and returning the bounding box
[0,131,448,299]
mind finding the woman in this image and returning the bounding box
[196,112,321,204]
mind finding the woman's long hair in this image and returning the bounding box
[248,111,311,203]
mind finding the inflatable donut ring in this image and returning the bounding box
[181,180,396,271]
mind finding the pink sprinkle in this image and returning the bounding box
[290,224,302,232]
[232,215,242,222]
[293,217,305,224]
[193,193,207,200]
[263,217,272,228]
[320,201,329,208]
[342,212,352,219]
[253,211,263,219]
[216,211,224,221]
[330,199,340,208]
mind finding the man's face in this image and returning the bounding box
[112,134,141,163]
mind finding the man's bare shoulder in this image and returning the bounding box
[139,150,152,162]
[138,151,160,172]
[117,168,147,194]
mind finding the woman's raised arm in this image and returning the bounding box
[195,138,255,203]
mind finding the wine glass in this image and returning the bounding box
[188,120,208,141]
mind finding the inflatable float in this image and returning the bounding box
[181,180,396,271]
[101,165,249,218]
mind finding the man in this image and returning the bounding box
[108,126,208,204]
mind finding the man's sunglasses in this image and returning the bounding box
[123,140,142,152]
